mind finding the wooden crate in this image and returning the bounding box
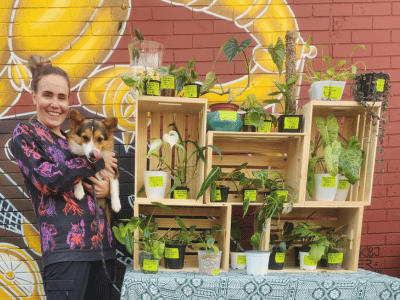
[299,101,381,205]
[204,131,308,205]
[132,202,232,272]
[266,206,364,272]
[135,96,207,204]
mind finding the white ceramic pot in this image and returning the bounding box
[299,251,317,270]
[309,80,346,101]
[245,250,270,276]
[230,252,246,270]
[144,171,168,198]
[334,174,350,201]
[314,173,339,201]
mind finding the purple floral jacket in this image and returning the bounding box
[11,121,116,267]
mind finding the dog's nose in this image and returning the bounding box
[89,151,100,162]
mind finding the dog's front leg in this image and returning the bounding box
[110,178,121,212]
[74,181,85,200]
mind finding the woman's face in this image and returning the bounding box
[32,74,70,135]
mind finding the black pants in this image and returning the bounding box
[43,260,115,300]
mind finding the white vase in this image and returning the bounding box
[309,80,346,101]
[144,171,168,198]
[299,251,317,270]
[245,250,270,276]
[334,174,350,201]
[230,252,246,270]
[314,173,339,201]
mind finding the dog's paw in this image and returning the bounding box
[111,198,121,213]
[74,184,85,200]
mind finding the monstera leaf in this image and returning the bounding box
[339,136,363,184]
[316,114,339,149]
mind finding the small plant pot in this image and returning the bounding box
[328,248,345,270]
[241,113,257,132]
[309,80,346,101]
[354,71,389,102]
[207,103,242,132]
[145,80,161,96]
[257,120,272,133]
[294,246,301,267]
[164,243,186,270]
[144,171,168,198]
[278,115,303,133]
[211,187,229,202]
[299,251,317,270]
[160,76,175,97]
[334,174,350,201]
[184,83,201,98]
[198,250,222,276]
[268,249,286,270]
[245,250,271,276]
[314,173,339,201]
[139,251,160,274]
[243,189,258,203]
[230,252,247,270]
[173,186,189,199]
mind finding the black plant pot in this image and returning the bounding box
[278,115,303,133]
[258,120,272,132]
[241,113,257,132]
[161,76,176,97]
[172,186,190,199]
[145,80,161,96]
[211,187,229,202]
[355,71,390,102]
[164,243,186,269]
[294,246,301,267]
[184,83,201,98]
[268,248,286,270]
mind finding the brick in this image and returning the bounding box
[311,30,352,44]
[132,21,173,36]
[377,245,400,256]
[373,170,400,185]
[313,4,352,17]
[133,0,170,7]
[356,57,391,70]
[359,245,383,258]
[334,17,373,30]
[392,30,400,42]
[368,221,400,234]
[389,134,400,147]
[128,7,152,21]
[290,5,313,18]
[193,33,247,48]
[174,20,214,35]
[379,268,400,277]
[387,209,400,221]
[152,6,192,21]
[296,17,330,31]
[294,0,331,3]
[194,7,234,20]
[353,3,392,16]
[386,233,400,244]
[369,197,400,211]
[374,16,400,29]
[360,234,386,246]
[173,48,214,63]
[381,147,400,161]
[152,35,193,49]
[387,160,400,173]
[373,43,400,56]
[364,210,387,222]
[388,185,400,197]
[214,19,253,34]
[393,3,400,15]
[352,30,391,44]
[332,44,371,59]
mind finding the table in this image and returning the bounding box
[121,268,400,300]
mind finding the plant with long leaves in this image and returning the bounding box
[195,226,224,254]
[168,216,197,247]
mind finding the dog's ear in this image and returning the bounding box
[102,117,118,133]
[69,109,85,130]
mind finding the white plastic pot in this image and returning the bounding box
[144,171,168,198]
[299,251,317,270]
[230,252,246,270]
[309,81,346,101]
[334,174,350,201]
[245,250,270,276]
[314,173,339,201]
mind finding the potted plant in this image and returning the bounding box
[112,202,172,274]
[268,235,287,270]
[195,226,224,276]
[325,224,350,270]
[307,113,363,201]
[160,63,176,97]
[164,216,197,270]
[303,37,366,101]
[230,218,247,270]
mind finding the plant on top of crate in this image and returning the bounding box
[307,113,363,201]
[196,226,224,276]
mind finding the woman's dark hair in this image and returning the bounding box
[27,54,70,94]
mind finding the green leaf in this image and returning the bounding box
[117,21,123,32]
[307,156,319,198]
[336,60,346,67]
[250,232,261,251]
[239,38,252,51]
[339,136,363,184]
[286,75,299,86]
[309,243,326,262]
[243,196,250,217]
[175,77,185,95]
[125,232,133,254]
[137,184,145,197]
[174,216,187,233]
[323,56,331,62]
[120,73,140,88]
[196,166,222,200]
[200,71,216,94]
[268,37,285,76]
[151,202,172,214]
[112,226,125,245]
[316,114,339,149]
[135,28,144,41]
[188,58,196,70]
[324,141,341,177]
[223,38,241,63]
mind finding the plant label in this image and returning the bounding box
[275,252,285,263]
[174,189,188,199]
[161,76,175,89]
[328,252,343,264]
[165,248,179,259]
[237,255,246,265]
[143,259,158,271]
[214,189,222,201]
[212,269,220,275]
[283,117,299,130]
[220,111,237,121]
[244,190,257,202]
[321,176,336,188]
[184,85,198,98]
[276,190,288,202]
[147,81,160,96]
[376,79,385,92]
[244,114,252,126]
[303,255,317,266]
[322,86,342,99]
[149,176,163,187]
[258,121,272,132]
[338,179,349,190]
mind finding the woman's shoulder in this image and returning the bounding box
[12,122,36,138]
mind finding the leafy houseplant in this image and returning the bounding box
[324,224,350,270]
[196,226,224,276]
[112,202,172,274]
[230,219,247,270]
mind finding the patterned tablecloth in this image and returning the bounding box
[120,268,400,300]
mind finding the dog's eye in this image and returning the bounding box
[82,136,89,142]
[97,137,103,143]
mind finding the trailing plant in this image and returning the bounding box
[239,93,278,128]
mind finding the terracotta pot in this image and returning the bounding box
[209,103,239,112]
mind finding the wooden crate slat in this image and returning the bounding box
[149,112,161,171]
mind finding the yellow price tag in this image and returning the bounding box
[321,176,336,188]
[184,84,198,98]
[219,111,237,121]
[213,269,219,275]
[237,255,246,265]
[328,252,343,264]
[275,252,286,263]
[244,114,252,126]
[149,176,163,187]
[303,255,317,266]
[283,117,300,130]
[322,86,342,99]
[214,189,222,201]
[165,248,179,259]
[146,81,160,96]
[337,179,349,190]
[174,189,188,199]
[376,79,385,92]
[244,190,257,202]
[276,190,288,202]
[258,121,272,132]
[143,259,158,271]
[161,76,175,89]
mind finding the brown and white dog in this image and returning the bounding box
[68,109,121,226]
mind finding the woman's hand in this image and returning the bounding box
[82,171,111,198]
[102,151,118,175]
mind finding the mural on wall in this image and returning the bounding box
[0,0,313,298]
